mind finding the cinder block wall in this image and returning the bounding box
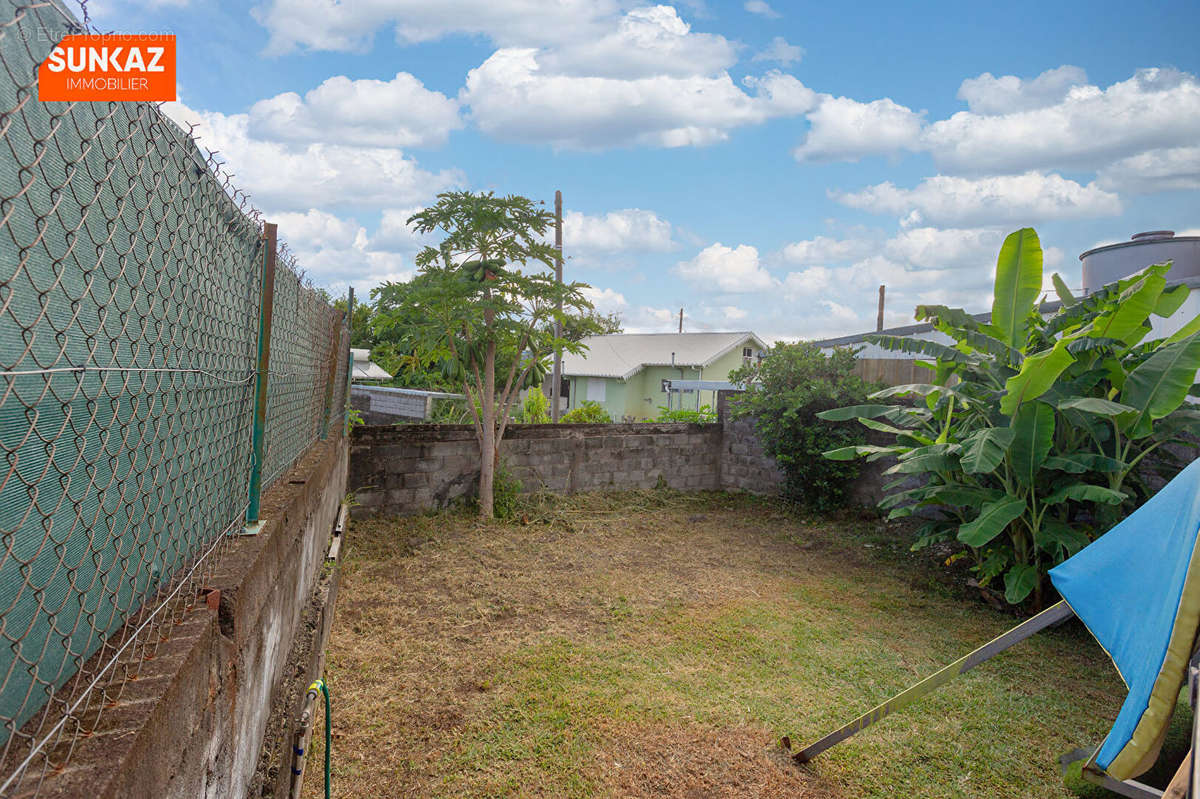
[34,438,349,799]
[349,420,784,517]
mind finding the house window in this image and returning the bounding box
[587,378,606,402]
[743,346,753,364]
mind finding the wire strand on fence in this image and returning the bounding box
[0,1,349,793]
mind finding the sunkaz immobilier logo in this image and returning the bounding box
[39,34,176,102]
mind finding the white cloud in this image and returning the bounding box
[161,100,462,211]
[781,266,832,298]
[252,0,622,55]
[833,172,1122,227]
[721,305,748,320]
[1096,146,1200,194]
[674,243,774,292]
[786,67,1200,179]
[267,208,417,291]
[371,208,438,252]
[247,72,462,148]
[744,1,780,18]
[925,68,1200,174]
[538,6,736,79]
[821,300,859,324]
[563,209,675,254]
[752,36,803,66]
[581,286,628,314]
[883,226,1006,268]
[779,235,878,265]
[956,65,1089,114]
[463,50,815,149]
[273,208,364,251]
[793,95,924,162]
[622,305,680,334]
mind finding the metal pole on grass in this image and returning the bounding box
[792,600,1073,763]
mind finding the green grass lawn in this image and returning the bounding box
[305,490,1148,798]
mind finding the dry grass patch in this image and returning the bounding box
[304,490,1126,798]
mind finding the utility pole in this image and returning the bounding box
[551,190,564,422]
[876,285,886,332]
[678,307,683,333]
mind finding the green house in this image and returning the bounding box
[559,331,768,421]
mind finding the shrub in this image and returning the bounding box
[822,227,1200,606]
[651,404,716,423]
[729,341,876,511]
[561,401,612,424]
[491,459,523,520]
[515,389,551,424]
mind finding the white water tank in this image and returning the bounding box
[1080,231,1200,294]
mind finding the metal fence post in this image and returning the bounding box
[319,305,342,440]
[245,222,278,531]
[344,286,355,434]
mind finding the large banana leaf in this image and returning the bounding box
[1043,483,1126,505]
[1009,401,1055,486]
[991,228,1043,351]
[823,444,904,461]
[864,334,972,363]
[1165,313,1200,344]
[1056,397,1136,416]
[816,404,899,422]
[959,496,1026,547]
[1000,339,1075,415]
[1004,564,1040,604]
[1052,273,1076,307]
[959,427,1015,474]
[1155,284,1190,318]
[1118,331,1200,439]
[1086,272,1165,345]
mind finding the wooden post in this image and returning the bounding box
[551,190,563,422]
[876,285,886,332]
[678,307,683,333]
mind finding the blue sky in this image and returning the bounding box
[99,0,1199,339]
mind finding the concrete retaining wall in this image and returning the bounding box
[34,438,349,799]
[349,419,784,517]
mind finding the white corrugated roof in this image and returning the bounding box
[351,348,393,381]
[561,332,764,380]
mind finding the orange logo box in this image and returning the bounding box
[39,34,176,102]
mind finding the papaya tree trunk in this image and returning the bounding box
[478,332,497,518]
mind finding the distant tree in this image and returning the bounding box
[381,191,594,517]
[560,308,623,340]
[332,296,376,349]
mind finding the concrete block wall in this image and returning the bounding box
[349,420,782,518]
[32,437,349,799]
[720,417,785,492]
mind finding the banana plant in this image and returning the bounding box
[820,228,1200,606]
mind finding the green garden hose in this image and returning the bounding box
[308,678,333,799]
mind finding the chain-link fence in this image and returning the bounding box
[0,1,348,793]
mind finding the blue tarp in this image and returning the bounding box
[1050,458,1200,776]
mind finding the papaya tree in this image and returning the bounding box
[821,227,1200,606]
[379,191,593,518]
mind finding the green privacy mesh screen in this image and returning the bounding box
[0,1,348,790]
